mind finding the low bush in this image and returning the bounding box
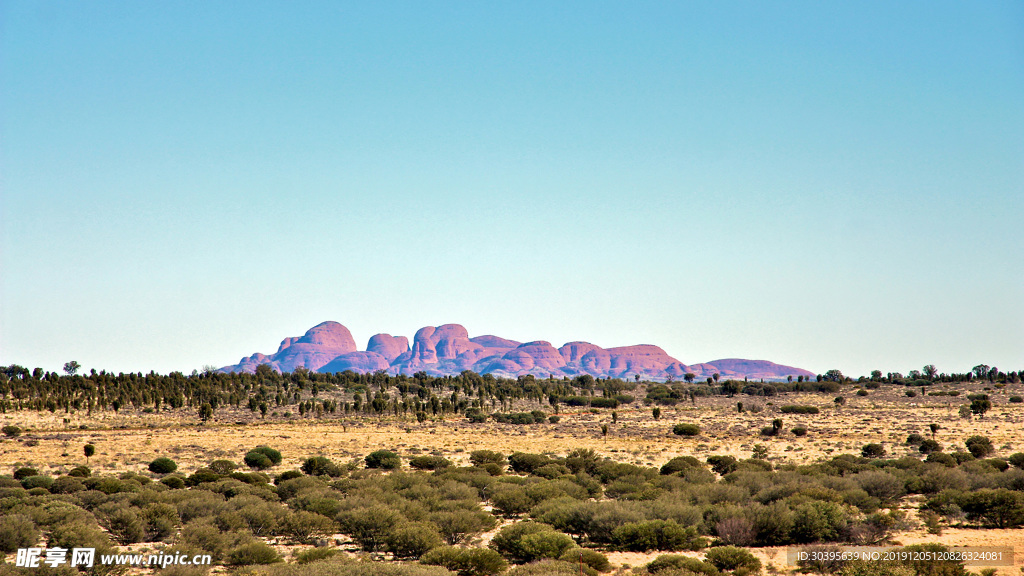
[792,427,808,437]
[672,423,701,436]
[490,522,575,564]
[302,456,346,477]
[245,446,282,469]
[558,548,610,572]
[149,457,178,474]
[661,456,702,475]
[611,520,706,552]
[0,513,39,553]
[705,545,762,573]
[385,522,443,559]
[296,548,338,564]
[861,444,886,458]
[365,450,402,470]
[780,405,819,414]
[965,436,994,458]
[422,546,508,576]
[227,541,282,565]
[161,476,186,489]
[21,475,54,491]
[209,460,238,475]
[470,450,507,467]
[1,425,22,437]
[647,555,719,576]
[708,455,738,475]
[409,455,452,470]
[13,467,39,480]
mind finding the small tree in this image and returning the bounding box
[652,407,661,420]
[198,403,213,422]
[929,423,940,438]
[63,361,81,376]
[84,444,95,464]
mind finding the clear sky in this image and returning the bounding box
[2,1,1022,378]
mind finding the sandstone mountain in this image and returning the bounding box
[219,321,815,381]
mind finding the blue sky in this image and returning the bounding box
[2,1,1022,377]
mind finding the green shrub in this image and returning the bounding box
[1,425,22,437]
[672,423,701,436]
[780,405,819,414]
[245,446,282,469]
[365,450,402,469]
[1009,396,1023,403]
[302,456,346,477]
[470,450,507,467]
[791,427,808,437]
[283,510,336,544]
[925,453,956,467]
[704,546,761,573]
[409,455,452,470]
[490,522,575,564]
[209,459,238,475]
[179,518,252,561]
[186,468,222,486]
[245,452,274,470]
[792,501,849,543]
[431,509,498,545]
[68,465,91,478]
[558,548,610,572]
[861,444,886,458]
[956,488,1024,528]
[661,456,702,475]
[646,555,719,576]
[386,522,444,559]
[506,560,592,576]
[228,541,282,565]
[965,435,994,458]
[13,467,39,480]
[276,470,304,484]
[21,475,54,491]
[919,439,942,454]
[0,514,39,553]
[548,416,560,424]
[149,457,178,474]
[296,548,338,564]
[1008,453,1024,469]
[422,546,508,576]
[490,485,535,516]
[162,476,186,489]
[611,520,706,552]
[508,453,551,474]
[906,434,925,445]
[337,505,405,551]
[707,455,738,475]
[51,475,85,494]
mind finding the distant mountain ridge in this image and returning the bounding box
[219,321,815,382]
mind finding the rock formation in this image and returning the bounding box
[218,321,815,381]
